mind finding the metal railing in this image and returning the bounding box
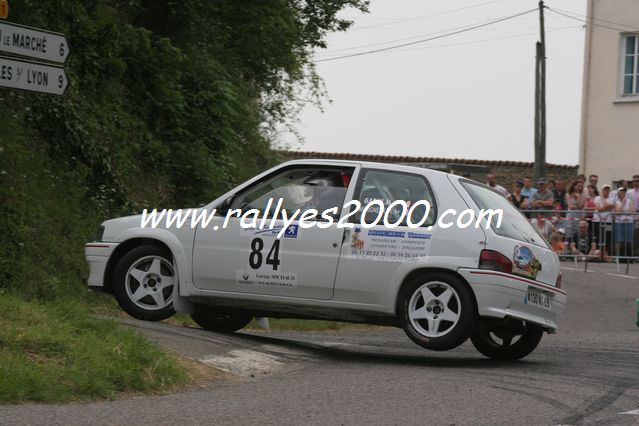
[521,209,639,274]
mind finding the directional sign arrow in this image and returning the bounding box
[0,21,69,64]
[0,56,69,95]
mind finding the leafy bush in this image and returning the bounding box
[0,0,368,298]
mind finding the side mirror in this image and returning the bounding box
[217,197,233,216]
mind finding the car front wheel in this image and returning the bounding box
[470,319,544,361]
[399,272,477,351]
[112,245,176,321]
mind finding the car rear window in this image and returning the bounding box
[461,180,549,248]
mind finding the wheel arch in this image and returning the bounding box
[390,267,479,317]
[104,238,171,293]
[103,229,191,297]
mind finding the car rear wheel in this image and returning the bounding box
[399,272,477,351]
[191,309,252,333]
[112,245,176,321]
[471,319,544,361]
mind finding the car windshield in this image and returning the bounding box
[461,180,549,248]
[228,167,352,218]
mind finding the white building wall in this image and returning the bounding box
[580,0,639,185]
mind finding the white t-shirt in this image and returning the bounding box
[594,195,614,222]
[615,196,635,222]
[487,183,509,199]
[530,218,554,238]
[611,189,619,203]
[628,188,639,212]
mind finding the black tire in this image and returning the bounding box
[191,309,252,333]
[471,319,544,361]
[112,245,176,322]
[398,272,477,351]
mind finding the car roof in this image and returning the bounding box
[281,158,456,180]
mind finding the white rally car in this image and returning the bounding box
[85,160,566,361]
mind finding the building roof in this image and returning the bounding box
[281,151,578,170]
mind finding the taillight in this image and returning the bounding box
[479,250,513,274]
[555,273,562,288]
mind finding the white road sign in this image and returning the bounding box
[0,56,68,95]
[0,21,69,64]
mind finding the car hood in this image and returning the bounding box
[101,208,204,242]
[101,214,145,242]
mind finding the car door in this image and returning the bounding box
[333,168,489,308]
[191,163,359,300]
[333,168,440,306]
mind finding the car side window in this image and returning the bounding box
[353,170,436,227]
[225,166,354,219]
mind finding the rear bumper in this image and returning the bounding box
[85,243,118,289]
[458,268,567,331]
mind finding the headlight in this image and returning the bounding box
[94,226,105,242]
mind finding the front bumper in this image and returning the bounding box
[458,268,567,331]
[85,242,118,289]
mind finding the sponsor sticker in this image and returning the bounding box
[241,224,299,238]
[351,227,365,249]
[236,270,298,288]
[407,232,431,240]
[368,230,405,238]
[513,245,542,279]
[350,227,432,261]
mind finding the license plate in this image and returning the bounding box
[526,288,551,310]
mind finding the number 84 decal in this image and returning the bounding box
[249,238,281,270]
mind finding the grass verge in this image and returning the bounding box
[0,294,187,404]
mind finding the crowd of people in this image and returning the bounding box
[484,173,639,261]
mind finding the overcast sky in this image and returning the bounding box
[283,0,587,166]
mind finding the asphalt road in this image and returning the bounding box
[2,263,639,425]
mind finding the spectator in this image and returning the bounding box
[585,184,597,213]
[550,228,568,255]
[547,179,556,191]
[577,174,587,184]
[553,179,567,210]
[613,187,635,259]
[612,179,629,202]
[629,174,639,212]
[565,180,585,245]
[572,220,600,258]
[520,177,536,218]
[531,178,554,214]
[531,211,555,238]
[521,177,537,199]
[586,174,599,197]
[511,181,528,210]
[628,175,639,258]
[551,199,566,230]
[594,184,615,259]
[485,173,509,199]
[584,184,597,236]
